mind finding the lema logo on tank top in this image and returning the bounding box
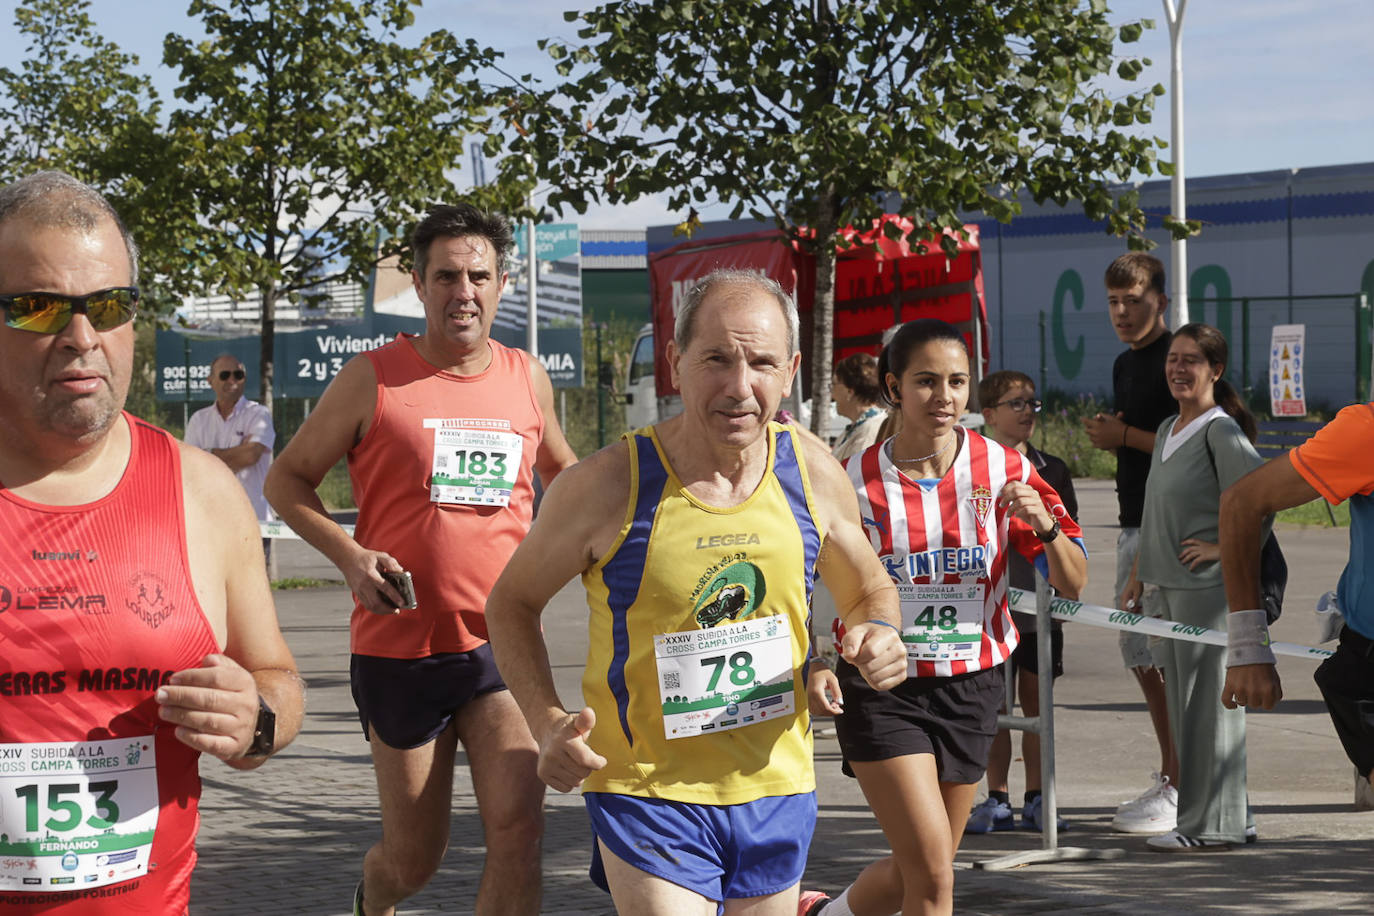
[0,585,108,614]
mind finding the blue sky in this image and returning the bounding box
[1,0,1370,228]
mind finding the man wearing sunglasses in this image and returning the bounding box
[267,202,577,916]
[0,171,305,913]
[185,353,276,555]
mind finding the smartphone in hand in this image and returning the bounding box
[380,569,417,610]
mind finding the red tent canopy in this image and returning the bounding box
[647,219,988,398]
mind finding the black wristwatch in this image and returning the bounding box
[244,695,276,757]
[1036,519,1062,544]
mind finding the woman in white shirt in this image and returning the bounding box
[831,353,887,461]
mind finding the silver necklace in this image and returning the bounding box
[891,433,957,465]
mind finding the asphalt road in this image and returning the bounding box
[191,478,1374,914]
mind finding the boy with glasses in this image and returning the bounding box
[185,353,277,555]
[965,370,1080,833]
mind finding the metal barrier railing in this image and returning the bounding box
[974,576,1124,869]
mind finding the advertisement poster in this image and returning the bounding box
[1269,324,1307,417]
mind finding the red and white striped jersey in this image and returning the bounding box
[837,429,1084,679]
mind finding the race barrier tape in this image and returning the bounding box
[260,520,355,540]
[1007,587,1333,662]
[252,524,1335,664]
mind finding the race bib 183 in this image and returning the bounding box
[424,418,523,507]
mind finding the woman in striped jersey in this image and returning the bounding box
[803,319,1086,916]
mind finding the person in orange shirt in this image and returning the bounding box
[1219,403,1374,783]
[267,203,576,916]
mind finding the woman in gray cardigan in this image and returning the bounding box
[1121,323,1265,852]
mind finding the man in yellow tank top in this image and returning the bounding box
[488,270,907,916]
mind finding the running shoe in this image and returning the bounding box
[1146,830,1232,852]
[1111,772,1177,834]
[797,890,831,916]
[1020,795,1068,832]
[965,796,1016,833]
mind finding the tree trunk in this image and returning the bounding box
[809,189,839,437]
[259,282,276,416]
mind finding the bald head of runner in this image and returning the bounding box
[668,270,802,452]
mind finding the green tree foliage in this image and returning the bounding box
[519,0,1177,431]
[0,0,177,321]
[0,0,161,190]
[159,0,523,410]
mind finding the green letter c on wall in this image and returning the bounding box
[1052,269,1085,380]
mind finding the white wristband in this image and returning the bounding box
[1226,608,1276,667]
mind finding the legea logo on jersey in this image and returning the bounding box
[694,532,761,550]
[881,546,989,582]
[691,560,767,628]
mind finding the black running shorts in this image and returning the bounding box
[833,660,1005,785]
[350,644,508,749]
[1010,628,1064,679]
[1314,626,1374,778]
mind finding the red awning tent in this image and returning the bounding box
[647,217,988,399]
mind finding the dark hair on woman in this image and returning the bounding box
[876,319,968,407]
[834,353,881,405]
[1174,322,1257,443]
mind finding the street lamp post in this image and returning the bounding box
[1164,0,1190,329]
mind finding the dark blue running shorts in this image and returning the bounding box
[585,791,816,908]
[350,644,508,749]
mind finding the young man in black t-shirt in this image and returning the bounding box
[1084,252,1181,835]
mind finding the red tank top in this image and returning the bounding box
[348,335,544,657]
[0,415,218,915]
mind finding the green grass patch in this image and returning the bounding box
[271,577,343,590]
[1034,391,1118,479]
[317,458,355,510]
[1276,497,1349,528]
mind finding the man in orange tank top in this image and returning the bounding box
[267,203,576,916]
[0,172,304,914]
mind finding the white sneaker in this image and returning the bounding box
[1111,772,1178,834]
[1145,829,1231,852]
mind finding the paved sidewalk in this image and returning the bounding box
[192,479,1374,913]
